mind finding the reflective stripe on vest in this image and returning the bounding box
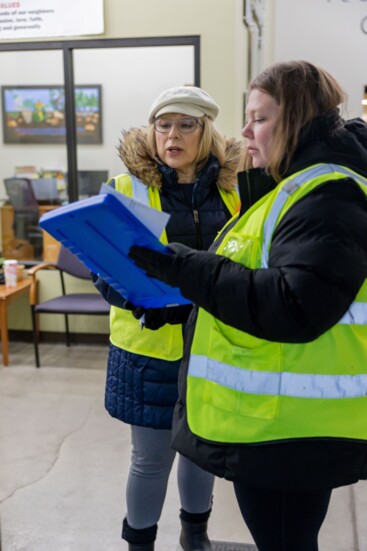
[189,354,367,399]
[338,302,367,324]
[261,163,367,327]
[262,163,367,268]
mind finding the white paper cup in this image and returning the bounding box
[3,259,18,287]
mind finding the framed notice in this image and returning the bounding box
[0,0,104,39]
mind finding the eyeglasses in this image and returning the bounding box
[154,117,203,134]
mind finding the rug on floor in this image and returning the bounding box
[212,542,257,551]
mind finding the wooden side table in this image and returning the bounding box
[0,278,32,366]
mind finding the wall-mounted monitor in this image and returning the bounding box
[1,84,102,145]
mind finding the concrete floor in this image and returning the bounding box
[0,341,367,550]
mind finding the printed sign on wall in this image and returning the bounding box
[0,0,104,39]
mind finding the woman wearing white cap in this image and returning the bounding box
[93,86,243,550]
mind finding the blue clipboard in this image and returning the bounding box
[39,193,191,308]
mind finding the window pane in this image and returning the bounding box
[73,45,195,198]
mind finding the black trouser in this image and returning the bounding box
[233,482,332,551]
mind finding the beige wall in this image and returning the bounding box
[271,0,367,119]
[102,0,248,137]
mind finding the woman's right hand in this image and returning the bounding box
[91,273,134,310]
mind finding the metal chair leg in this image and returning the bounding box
[64,314,70,347]
[31,306,40,368]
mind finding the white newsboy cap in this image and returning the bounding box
[148,86,219,123]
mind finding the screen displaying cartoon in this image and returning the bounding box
[1,85,102,144]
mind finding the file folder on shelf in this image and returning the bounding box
[39,193,191,308]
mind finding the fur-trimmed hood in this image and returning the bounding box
[118,127,244,192]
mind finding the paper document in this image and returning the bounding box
[100,183,169,238]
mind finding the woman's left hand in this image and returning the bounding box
[128,243,191,287]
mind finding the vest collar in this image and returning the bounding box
[238,168,277,216]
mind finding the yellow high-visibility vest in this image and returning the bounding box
[110,173,239,360]
[187,163,367,442]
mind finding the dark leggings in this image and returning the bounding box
[233,482,332,551]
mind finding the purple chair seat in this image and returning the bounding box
[35,293,110,314]
[30,245,110,367]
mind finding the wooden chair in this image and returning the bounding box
[28,245,110,367]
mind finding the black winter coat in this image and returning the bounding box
[169,116,367,490]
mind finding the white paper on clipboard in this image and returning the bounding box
[100,183,170,238]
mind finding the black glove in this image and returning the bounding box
[131,307,165,330]
[131,304,193,331]
[128,243,192,287]
[91,272,134,310]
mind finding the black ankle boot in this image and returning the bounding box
[178,509,212,550]
[122,517,156,551]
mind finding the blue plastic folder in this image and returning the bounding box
[39,192,191,308]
